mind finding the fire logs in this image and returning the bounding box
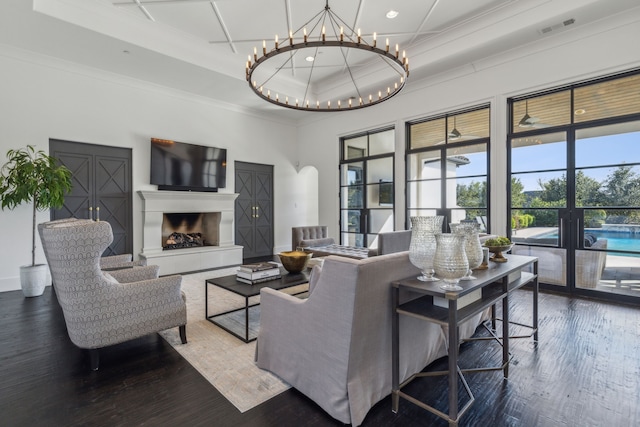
[164,232,204,250]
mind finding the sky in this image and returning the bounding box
[454,131,640,192]
[512,132,640,192]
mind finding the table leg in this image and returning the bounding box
[245,296,250,342]
[448,300,459,422]
[205,281,209,319]
[533,260,539,342]
[391,287,400,413]
[502,291,510,379]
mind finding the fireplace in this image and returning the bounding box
[138,191,242,275]
[162,212,221,249]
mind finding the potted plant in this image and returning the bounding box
[0,145,72,297]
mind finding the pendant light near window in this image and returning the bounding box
[448,117,461,139]
[518,100,538,128]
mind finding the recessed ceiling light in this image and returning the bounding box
[305,56,315,62]
[574,108,586,115]
[386,10,399,19]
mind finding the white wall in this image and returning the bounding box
[296,10,640,241]
[0,45,305,292]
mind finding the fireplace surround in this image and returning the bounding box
[138,191,242,275]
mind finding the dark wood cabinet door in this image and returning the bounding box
[235,162,273,259]
[49,140,133,256]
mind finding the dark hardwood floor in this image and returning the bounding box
[1,286,639,427]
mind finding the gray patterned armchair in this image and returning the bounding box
[38,218,146,272]
[40,219,187,370]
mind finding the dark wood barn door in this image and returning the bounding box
[235,161,274,260]
[49,139,133,256]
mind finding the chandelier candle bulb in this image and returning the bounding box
[340,27,344,42]
[322,26,325,42]
[348,99,352,107]
[338,100,341,108]
[253,47,257,61]
[395,44,399,58]
[289,31,293,46]
[304,28,307,43]
[262,40,266,55]
[378,91,382,100]
[357,28,361,43]
[386,38,389,52]
[285,96,289,105]
[275,34,278,49]
[373,32,377,47]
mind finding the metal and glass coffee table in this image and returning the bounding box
[205,269,309,342]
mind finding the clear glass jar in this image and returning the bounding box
[449,222,483,280]
[433,233,469,291]
[409,216,444,281]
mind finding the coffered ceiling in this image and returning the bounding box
[1,0,639,120]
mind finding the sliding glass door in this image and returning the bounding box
[509,71,640,302]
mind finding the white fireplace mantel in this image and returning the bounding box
[137,190,243,275]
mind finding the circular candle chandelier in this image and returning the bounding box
[245,0,409,112]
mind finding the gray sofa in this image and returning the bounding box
[376,229,412,255]
[39,219,187,370]
[255,251,487,426]
[291,225,335,250]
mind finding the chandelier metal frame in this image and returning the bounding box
[245,1,409,112]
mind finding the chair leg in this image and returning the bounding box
[89,349,100,371]
[179,325,187,344]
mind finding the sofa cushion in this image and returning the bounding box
[308,265,322,294]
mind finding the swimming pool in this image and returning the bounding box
[537,229,640,252]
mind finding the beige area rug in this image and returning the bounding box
[159,268,306,412]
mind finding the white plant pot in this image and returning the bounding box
[20,264,49,297]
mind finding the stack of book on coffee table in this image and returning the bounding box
[236,261,281,284]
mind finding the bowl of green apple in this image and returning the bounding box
[483,236,513,263]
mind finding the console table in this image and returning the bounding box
[391,254,538,426]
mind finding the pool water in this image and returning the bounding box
[539,229,640,252]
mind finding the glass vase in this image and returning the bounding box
[433,233,469,291]
[449,222,483,280]
[409,216,444,282]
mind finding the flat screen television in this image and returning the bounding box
[150,138,227,192]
